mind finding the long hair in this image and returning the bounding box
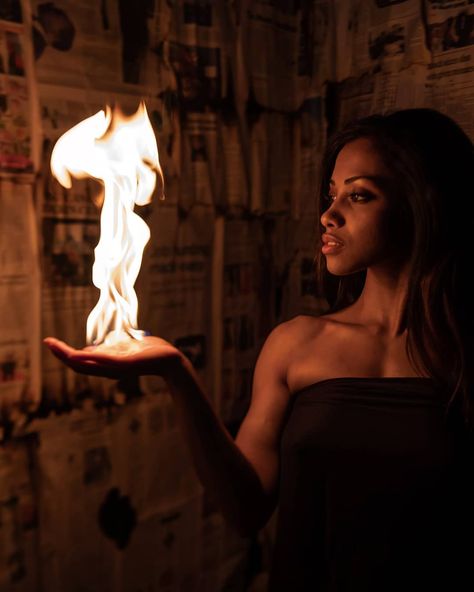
[314,109,474,429]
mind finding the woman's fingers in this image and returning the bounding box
[43,337,75,351]
[43,338,75,362]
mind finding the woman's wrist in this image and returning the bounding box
[159,350,192,383]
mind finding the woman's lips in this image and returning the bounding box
[321,242,344,254]
[321,233,344,255]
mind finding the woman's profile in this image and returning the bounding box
[45,108,474,591]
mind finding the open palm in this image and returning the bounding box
[43,336,184,380]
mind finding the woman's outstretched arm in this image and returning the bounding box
[44,324,293,536]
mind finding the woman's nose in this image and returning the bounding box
[320,201,343,228]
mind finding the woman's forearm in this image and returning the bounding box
[162,355,271,536]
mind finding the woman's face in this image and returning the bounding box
[320,138,409,276]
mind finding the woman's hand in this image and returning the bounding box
[43,336,185,380]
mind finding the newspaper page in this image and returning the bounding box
[119,493,201,592]
[32,0,172,95]
[242,0,333,111]
[0,436,38,592]
[162,1,230,213]
[214,1,253,214]
[166,0,226,111]
[33,394,203,592]
[108,394,201,517]
[107,397,202,592]
[217,518,254,591]
[35,408,119,592]
[423,0,474,139]
[0,179,40,418]
[248,110,294,215]
[218,113,249,213]
[32,0,119,90]
[179,111,221,212]
[333,0,430,126]
[197,488,226,591]
[272,214,329,323]
[0,1,34,173]
[220,218,268,429]
[112,393,202,592]
[335,0,428,77]
[292,95,326,220]
[138,204,215,398]
[110,395,202,592]
[369,0,430,113]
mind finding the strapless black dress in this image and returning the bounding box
[267,377,473,591]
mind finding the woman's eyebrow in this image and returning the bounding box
[329,175,387,185]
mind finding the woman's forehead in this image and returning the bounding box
[332,138,389,178]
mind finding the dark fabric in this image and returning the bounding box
[268,377,473,591]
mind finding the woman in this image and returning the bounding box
[45,108,474,591]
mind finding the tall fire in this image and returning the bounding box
[50,103,163,349]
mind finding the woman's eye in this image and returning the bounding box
[348,192,370,202]
[323,191,372,205]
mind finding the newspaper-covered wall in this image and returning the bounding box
[0,1,41,423]
[0,179,40,421]
[0,0,472,590]
[138,204,215,399]
[31,394,204,592]
[220,218,267,430]
[423,0,474,138]
[330,0,474,137]
[0,0,35,173]
[0,435,38,590]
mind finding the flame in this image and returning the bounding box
[50,102,163,346]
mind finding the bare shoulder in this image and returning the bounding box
[234,315,329,501]
[272,313,327,345]
[233,316,322,499]
[257,314,326,383]
[234,315,318,442]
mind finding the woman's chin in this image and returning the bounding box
[325,260,361,276]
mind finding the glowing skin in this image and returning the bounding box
[320,138,412,336]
